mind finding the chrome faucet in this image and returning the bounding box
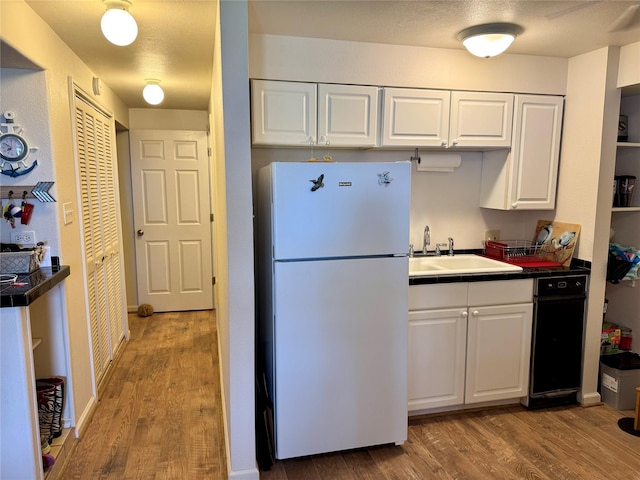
[448,237,454,256]
[423,225,430,254]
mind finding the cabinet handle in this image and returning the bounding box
[441,140,447,147]
[461,311,468,318]
[137,229,144,236]
[452,140,458,146]
[472,310,479,316]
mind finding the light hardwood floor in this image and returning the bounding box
[263,403,640,480]
[59,310,227,480]
[59,310,640,480]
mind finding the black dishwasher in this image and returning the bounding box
[522,275,588,410]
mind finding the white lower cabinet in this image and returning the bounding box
[408,279,533,413]
[465,302,533,404]
[408,308,467,410]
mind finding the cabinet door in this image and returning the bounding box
[465,303,533,404]
[408,308,467,411]
[251,80,317,145]
[381,88,450,147]
[318,84,379,147]
[479,95,564,210]
[450,91,513,148]
[509,95,564,209]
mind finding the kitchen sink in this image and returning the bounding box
[409,254,523,276]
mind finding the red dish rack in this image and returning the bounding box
[483,240,561,267]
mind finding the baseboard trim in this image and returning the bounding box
[74,396,97,439]
[97,336,127,399]
[579,391,602,406]
[217,329,260,480]
[228,468,261,479]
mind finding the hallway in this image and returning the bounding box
[59,310,227,479]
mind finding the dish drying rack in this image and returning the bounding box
[483,240,561,266]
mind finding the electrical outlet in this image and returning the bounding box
[10,230,36,245]
[485,229,500,242]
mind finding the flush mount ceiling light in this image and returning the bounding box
[101,0,138,46]
[457,23,523,58]
[143,79,164,105]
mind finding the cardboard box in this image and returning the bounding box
[601,322,621,354]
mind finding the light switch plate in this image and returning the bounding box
[63,202,74,225]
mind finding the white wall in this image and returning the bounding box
[556,47,621,405]
[0,69,58,252]
[212,1,258,478]
[250,34,568,95]
[618,41,640,88]
[1,0,129,436]
[128,109,208,130]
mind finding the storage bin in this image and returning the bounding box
[0,251,39,273]
[600,352,640,411]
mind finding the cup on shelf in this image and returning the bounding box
[614,175,636,207]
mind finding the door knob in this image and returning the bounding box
[137,229,144,236]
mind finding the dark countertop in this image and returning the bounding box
[0,266,70,307]
[409,254,590,286]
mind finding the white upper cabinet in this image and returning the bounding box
[381,88,513,148]
[251,80,378,147]
[480,94,564,210]
[251,80,317,146]
[381,88,451,147]
[449,91,514,148]
[317,84,379,147]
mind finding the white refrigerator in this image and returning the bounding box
[257,161,410,460]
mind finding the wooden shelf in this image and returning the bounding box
[612,206,640,212]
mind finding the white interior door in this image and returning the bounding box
[130,130,213,312]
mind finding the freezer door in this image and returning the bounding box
[270,162,410,259]
[273,256,408,459]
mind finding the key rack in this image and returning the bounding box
[0,183,56,202]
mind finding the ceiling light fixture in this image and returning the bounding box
[143,79,164,105]
[457,23,523,58]
[101,0,138,47]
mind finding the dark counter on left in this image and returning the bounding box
[1,266,70,308]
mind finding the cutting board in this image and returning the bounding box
[533,220,581,267]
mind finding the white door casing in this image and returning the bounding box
[130,130,213,312]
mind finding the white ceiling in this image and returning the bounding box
[5,1,640,110]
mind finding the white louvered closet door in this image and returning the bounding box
[74,94,126,388]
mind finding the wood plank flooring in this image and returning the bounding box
[262,403,640,480]
[59,309,640,480]
[59,310,227,480]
